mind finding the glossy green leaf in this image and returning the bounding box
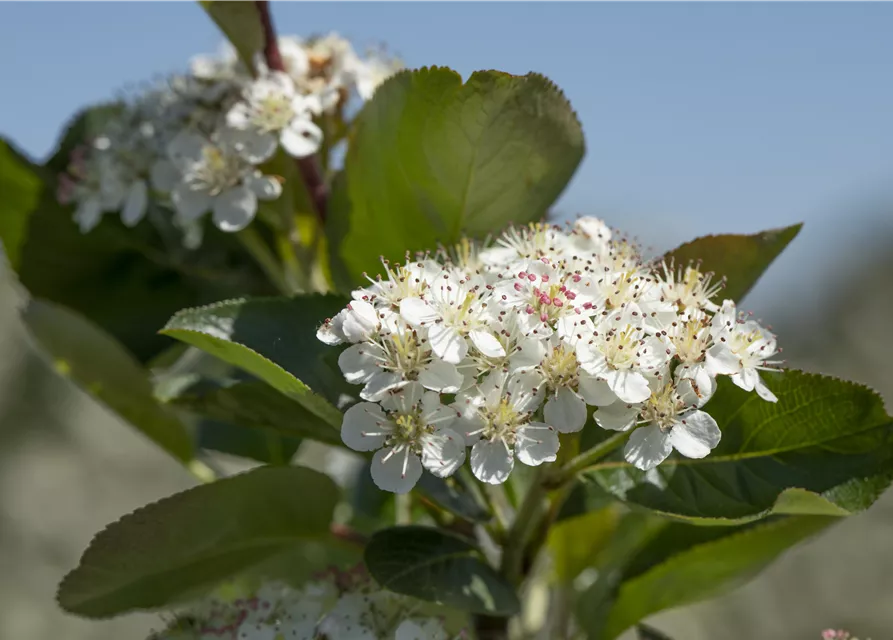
[199,1,264,69]
[0,139,45,268]
[416,474,490,523]
[602,516,836,639]
[161,295,349,428]
[176,381,343,447]
[328,67,584,286]
[547,506,621,583]
[661,224,801,303]
[22,298,193,462]
[57,465,338,617]
[583,371,893,524]
[365,526,520,616]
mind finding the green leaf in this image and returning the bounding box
[583,371,893,524]
[328,67,584,287]
[416,474,490,523]
[199,1,264,69]
[44,104,125,174]
[661,224,801,303]
[22,298,193,462]
[365,526,520,616]
[637,625,674,640]
[198,417,303,465]
[57,465,338,617]
[601,516,836,639]
[547,506,621,583]
[0,139,45,269]
[160,296,349,428]
[176,381,344,448]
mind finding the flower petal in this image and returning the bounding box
[342,299,379,342]
[149,159,180,192]
[245,173,283,201]
[341,402,389,452]
[371,447,422,494]
[624,425,673,471]
[121,180,147,227]
[419,359,462,394]
[360,371,404,401]
[395,619,448,640]
[594,402,640,431]
[338,343,378,384]
[755,375,778,403]
[469,330,506,358]
[608,369,651,404]
[669,410,721,459]
[212,185,257,232]
[705,343,741,376]
[428,322,467,364]
[74,197,102,233]
[281,118,324,158]
[225,128,278,164]
[400,297,438,326]
[470,439,514,484]
[421,427,467,478]
[516,423,559,466]
[171,183,212,221]
[544,388,587,433]
[577,374,617,406]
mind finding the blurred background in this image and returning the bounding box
[1,3,892,639]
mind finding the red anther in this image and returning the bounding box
[565,291,577,301]
[553,298,564,307]
[583,302,593,310]
[541,274,550,283]
[527,273,536,281]
[514,282,523,291]
[518,271,528,279]
[526,305,535,315]
[540,312,549,323]
[572,274,582,283]
[539,293,552,305]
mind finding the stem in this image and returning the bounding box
[255,0,329,221]
[396,492,412,525]
[501,466,549,586]
[545,431,631,489]
[235,227,291,295]
[330,523,368,548]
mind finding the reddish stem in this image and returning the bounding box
[255,0,329,220]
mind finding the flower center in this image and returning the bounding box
[480,398,528,445]
[667,317,711,363]
[662,265,722,310]
[252,94,295,133]
[602,326,642,370]
[498,222,562,259]
[370,260,429,309]
[377,329,429,379]
[540,344,579,390]
[596,269,649,309]
[642,384,686,432]
[188,145,243,195]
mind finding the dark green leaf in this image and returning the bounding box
[198,418,302,465]
[44,104,125,174]
[0,139,45,268]
[199,1,264,69]
[328,67,584,287]
[22,298,193,462]
[602,516,836,639]
[637,625,674,640]
[661,224,801,303]
[176,381,343,447]
[416,474,490,523]
[57,465,338,617]
[365,526,520,616]
[548,506,621,583]
[583,371,893,524]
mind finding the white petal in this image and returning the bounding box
[371,447,422,494]
[121,180,147,227]
[624,425,673,471]
[509,338,546,372]
[516,423,559,466]
[470,439,514,484]
[594,402,640,431]
[506,370,545,413]
[380,380,425,413]
[705,343,742,376]
[577,375,617,407]
[338,343,378,384]
[755,376,778,402]
[342,300,379,342]
[245,173,283,201]
[421,428,467,478]
[171,183,211,221]
[317,309,347,345]
[149,159,180,192]
[341,402,389,452]
[608,369,651,404]
[669,410,721,459]
[167,130,206,165]
[226,102,252,129]
[225,128,278,164]
[237,623,277,640]
[74,197,102,232]
[469,330,506,358]
[400,297,438,326]
[419,359,462,394]
[395,619,448,640]
[544,388,587,433]
[676,364,716,403]
[281,118,324,158]
[428,323,467,364]
[360,371,404,401]
[212,185,257,232]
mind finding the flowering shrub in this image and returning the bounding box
[1,2,891,640]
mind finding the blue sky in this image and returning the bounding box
[1,3,892,314]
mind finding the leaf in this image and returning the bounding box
[57,465,338,617]
[583,371,893,524]
[601,516,836,639]
[44,104,125,174]
[661,224,801,303]
[416,474,491,523]
[160,296,350,427]
[198,417,303,465]
[199,1,264,69]
[176,381,344,447]
[328,67,584,287]
[547,506,621,583]
[0,139,45,268]
[365,526,520,616]
[22,298,193,462]
[637,625,675,640]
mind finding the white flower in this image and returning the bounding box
[226,71,323,162]
[659,261,724,313]
[707,300,780,402]
[659,310,722,396]
[165,130,282,232]
[621,379,721,470]
[480,222,571,269]
[455,372,557,484]
[395,619,450,640]
[348,50,403,100]
[363,257,442,313]
[341,383,466,493]
[400,270,503,364]
[458,311,546,390]
[338,321,462,401]
[569,216,613,256]
[576,315,669,404]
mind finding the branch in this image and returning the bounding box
[254,0,329,220]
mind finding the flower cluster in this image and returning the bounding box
[318,217,783,492]
[148,566,459,640]
[57,33,401,241]
[822,631,869,640]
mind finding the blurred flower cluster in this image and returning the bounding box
[56,33,401,241]
[318,217,783,492]
[149,565,459,640]
[822,631,871,640]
